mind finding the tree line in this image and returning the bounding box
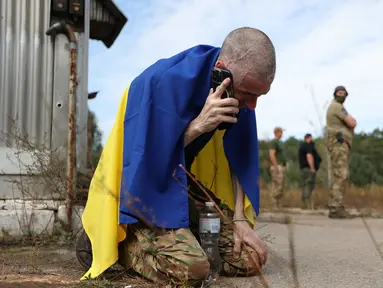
[259,129,383,188]
[90,111,383,189]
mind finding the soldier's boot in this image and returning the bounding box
[328,207,354,219]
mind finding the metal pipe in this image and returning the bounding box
[87,92,98,170]
[46,21,78,232]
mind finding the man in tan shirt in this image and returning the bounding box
[325,85,357,218]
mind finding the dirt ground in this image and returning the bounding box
[0,244,155,288]
[2,183,382,288]
[2,212,382,288]
[0,244,252,288]
[1,245,82,288]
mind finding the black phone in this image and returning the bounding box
[211,67,235,100]
[211,67,239,130]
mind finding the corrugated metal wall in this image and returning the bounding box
[90,0,116,24]
[0,0,89,180]
[0,0,54,148]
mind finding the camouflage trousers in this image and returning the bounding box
[119,207,260,284]
[328,142,350,211]
[301,168,316,201]
[270,165,286,202]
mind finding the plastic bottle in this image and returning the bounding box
[199,201,221,279]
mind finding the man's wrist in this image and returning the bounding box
[190,117,205,135]
[234,196,245,219]
[184,118,204,146]
[233,217,248,223]
[234,209,245,219]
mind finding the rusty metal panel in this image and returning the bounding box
[76,28,90,173]
[0,0,54,148]
[50,33,90,175]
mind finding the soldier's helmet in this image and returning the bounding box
[333,85,348,97]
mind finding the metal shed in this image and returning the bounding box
[0,0,127,202]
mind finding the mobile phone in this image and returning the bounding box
[211,67,238,130]
[211,67,235,100]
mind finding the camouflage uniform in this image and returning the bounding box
[77,171,260,285]
[270,165,286,202]
[119,205,259,285]
[325,98,353,214]
[117,125,261,284]
[77,124,261,283]
[269,135,286,206]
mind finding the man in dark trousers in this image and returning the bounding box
[298,133,322,209]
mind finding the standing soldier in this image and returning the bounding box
[325,85,357,218]
[269,127,286,209]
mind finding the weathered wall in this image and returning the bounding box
[0,0,89,200]
[0,0,90,239]
[0,0,129,240]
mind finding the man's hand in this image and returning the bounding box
[344,114,357,129]
[233,220,268,266]
[193,78,239,134]
[231,172,267,266]
[269,149,279,169]
[306,153,316,173]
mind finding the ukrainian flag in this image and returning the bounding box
[80,45,260,279]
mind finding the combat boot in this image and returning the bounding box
[328,206,354,219]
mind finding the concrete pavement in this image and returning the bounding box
[220,214,383,288]
[1,213,382,288]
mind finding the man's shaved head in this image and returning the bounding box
[219,27,276,85]
[214,27,276,110]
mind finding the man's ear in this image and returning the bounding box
[215,60,226,69]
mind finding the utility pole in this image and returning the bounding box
[307,84,331,188]
[323,127,332,188]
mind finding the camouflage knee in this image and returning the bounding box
[121,224,210,283]
[329,144,349,181]
[270,166,285,199]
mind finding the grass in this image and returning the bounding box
[259,183,383,213]
[71,274,159,288]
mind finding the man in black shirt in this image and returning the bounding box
[298,134,322,209]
